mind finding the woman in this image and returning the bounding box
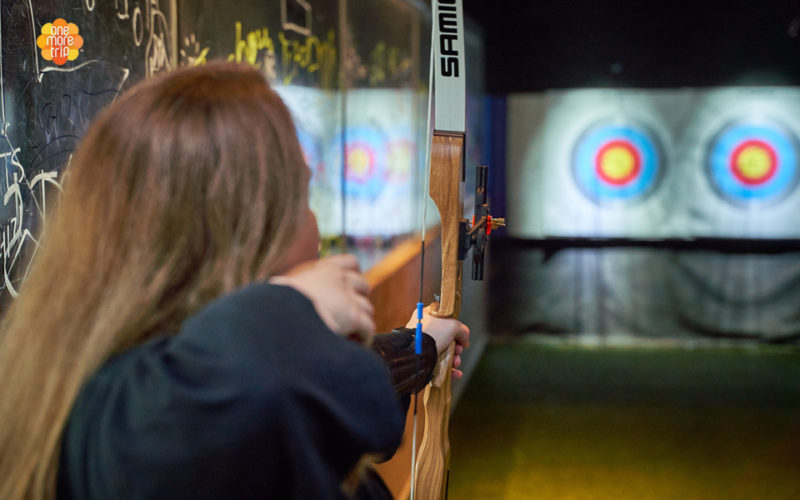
[0,62,468,499]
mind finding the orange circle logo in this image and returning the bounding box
[37,19,83,65]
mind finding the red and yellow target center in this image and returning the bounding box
[730,140,777,185]
[346,144,374,181]
[595,140,641,185]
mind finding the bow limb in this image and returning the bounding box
[414,344,454,500]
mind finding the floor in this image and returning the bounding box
[448,339,800,499]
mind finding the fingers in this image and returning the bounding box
[451,353,463,378]
[352,293,375,319]
[270,254,375,340]
[340,264,374,340]
[347,270,370,297]
[323,254,370,299]
[454,323,470,348]
[400,300,472,379]
[414,308,470,355]
[347,294,376,342]
[324,253,361,272]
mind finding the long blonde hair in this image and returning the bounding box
[0,62,309,499]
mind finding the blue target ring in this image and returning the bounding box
[572,122,663,204]
[706,121,799,205]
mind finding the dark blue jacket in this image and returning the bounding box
[57,283,431,499]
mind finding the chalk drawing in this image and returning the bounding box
[180,33,209,67]
[0,0,132,299]
[281,0,312,37]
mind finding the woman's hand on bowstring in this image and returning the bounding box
[271,254,375,343]
[406,305,470,378]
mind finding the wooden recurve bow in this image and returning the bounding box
[412,1,464,498]
[411,1,505,498]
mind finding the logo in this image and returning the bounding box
[37,19,83,65]
[437,0,460,77]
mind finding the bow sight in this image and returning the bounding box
[459,164,506,281]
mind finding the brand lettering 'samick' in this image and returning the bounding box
[438,0,460,77]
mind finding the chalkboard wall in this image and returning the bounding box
[0,0,489,304]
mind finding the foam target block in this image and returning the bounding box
[684,87,800,238]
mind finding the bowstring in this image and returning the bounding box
[410,11,436,500]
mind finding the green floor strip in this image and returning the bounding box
[449,342,800,499]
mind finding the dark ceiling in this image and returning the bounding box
[462,0,800,92]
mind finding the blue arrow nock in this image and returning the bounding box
[415,302,424,355]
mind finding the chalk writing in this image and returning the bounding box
[115,0,131,20]
[113,0,174,77]
[227,22,338,87]
[145,1,171,76]
[224,17,409,89]
[0,126,61,297]
[368,42,413,86]
[180,34,209,67]
[277,30,337,87]
[281,0,312,37]
[38,95,73,139]
[0,0,133,300]
[228,21,278,78]
[339,29,412,88]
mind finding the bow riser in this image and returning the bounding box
[429,132,465,321]
[413,131,464,500]
[413,0,466,497]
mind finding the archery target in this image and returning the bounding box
[334,88,421,237]
[705,120,799,206]
[344,127,386,199]
[572,121,663,204]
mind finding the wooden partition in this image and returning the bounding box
[364,229,442,499]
